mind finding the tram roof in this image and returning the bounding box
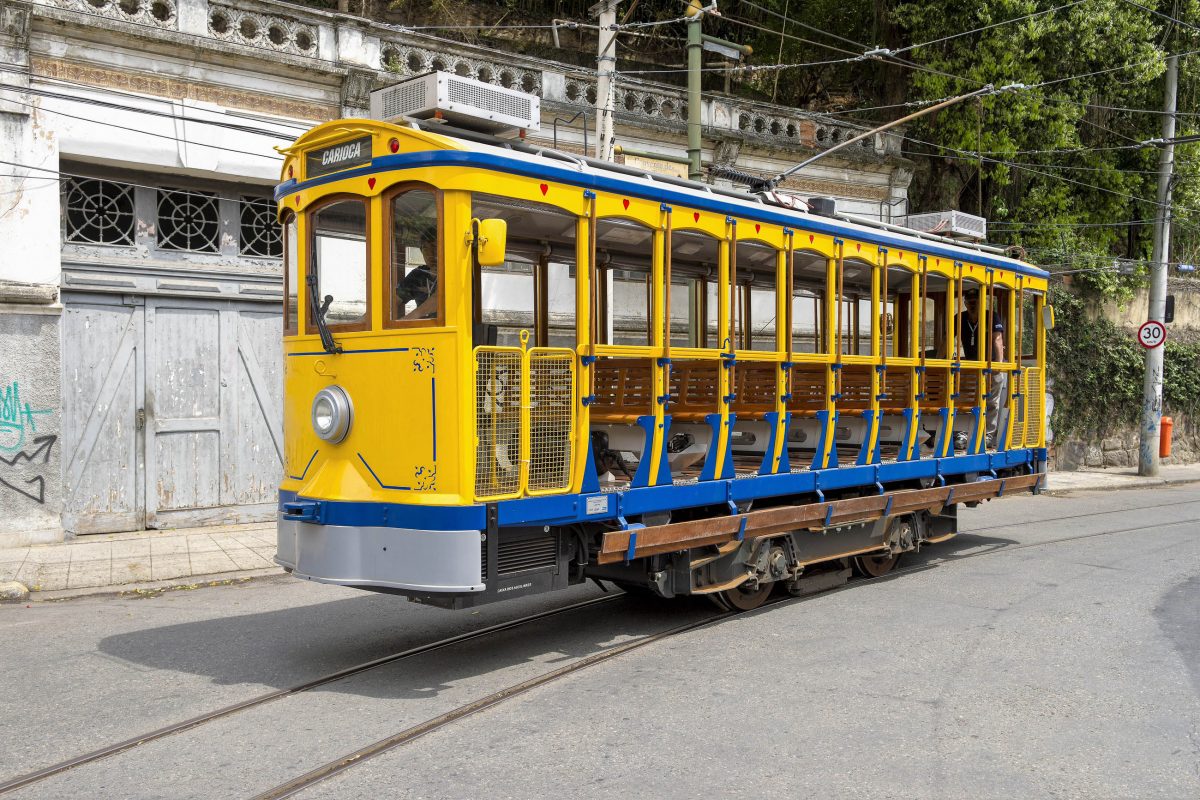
[277,119,1049,280]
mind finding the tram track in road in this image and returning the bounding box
[3,503,1195,798]
[249,511,1200,800]
[0,594,625,797]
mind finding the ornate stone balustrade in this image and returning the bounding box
[48,0,178,29]
[36,0,900,159]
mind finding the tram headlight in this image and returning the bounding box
[312,386,352,443]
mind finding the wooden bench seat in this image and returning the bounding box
[731,363,777,420]
[591,358,654,423]
[837,364,874,411]
[786,363,827,417]
[879,367,911,413]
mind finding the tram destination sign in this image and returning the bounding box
[306,136,373,179]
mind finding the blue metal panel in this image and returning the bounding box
[759,411,781,475]
[280,445,1043,533]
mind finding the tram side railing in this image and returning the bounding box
[473,345,577,501]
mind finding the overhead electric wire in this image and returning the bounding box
[889,0,1090,56]
[0,158,278,201]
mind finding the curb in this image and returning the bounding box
[1043,475,1200,496]
[28,567,288,602]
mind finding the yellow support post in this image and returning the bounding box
[648,225,667,485]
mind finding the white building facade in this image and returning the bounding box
[0,0,912,546]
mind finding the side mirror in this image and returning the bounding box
[1042,304,1056,331]
[475,218,507,267]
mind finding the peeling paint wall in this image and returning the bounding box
[0,309,62,546]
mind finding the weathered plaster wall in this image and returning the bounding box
[0,308,62,546]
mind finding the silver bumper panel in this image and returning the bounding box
[276,518,485,593]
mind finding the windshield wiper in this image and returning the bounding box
[306,274,342,354]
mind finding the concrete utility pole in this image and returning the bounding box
[1138,54,1178,477]
[591,0,621,161]
[686,0,704,179]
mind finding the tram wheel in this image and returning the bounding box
[716,580,773,611]
[853,551,900,578]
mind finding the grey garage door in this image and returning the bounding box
[61,293,283,533]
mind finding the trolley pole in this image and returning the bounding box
[1138,54,1177,477]
[591,0,621,161]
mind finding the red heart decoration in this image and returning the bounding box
[295,195,301,206]
[693,212,700,222]
[809,235,814,244]
[622,198,630,210]
[540,183,549,196]
[899,251,903,258]
[368,177,376,190]
[936,259,941,266]
[856,243,861,252]
[754,224,761,233]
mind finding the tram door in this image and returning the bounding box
[61,293,282,533]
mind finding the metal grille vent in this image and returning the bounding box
[527,351,574,493]
[497,534,557,575]
[239,196,282,258]
[64,177,135,245]
[474,348,523,498]
[157,189,220,252]
[1023,367,1044,448]
[899,210,987,242]
[481,535,488,581]
[381,80,427,119]
[371,72,540,134]
[446,78,533,121]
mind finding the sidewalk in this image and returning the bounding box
[1,465,1198,602]
[1043,463,1200,494]
[0,522,280,601]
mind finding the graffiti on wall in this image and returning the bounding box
[0,381,56,504]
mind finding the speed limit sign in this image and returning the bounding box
[1138,320,1166,349]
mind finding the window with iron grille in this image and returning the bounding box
[240,196,282,258]
[63,177,135,245]
[157,188,220,252]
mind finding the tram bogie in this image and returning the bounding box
[274,88,1049,613]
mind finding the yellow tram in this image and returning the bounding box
[275,90,1050,610]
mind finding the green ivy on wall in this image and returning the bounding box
[1048,285,1200,440]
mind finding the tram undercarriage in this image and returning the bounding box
[382,470,1040,611]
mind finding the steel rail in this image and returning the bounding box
[0,594,625,796]
[250,608,740,800]
[250,512,1200,799]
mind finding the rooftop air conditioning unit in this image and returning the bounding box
[898,210,987,242]
[369,71,541,136]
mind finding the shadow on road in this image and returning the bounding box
[95,530,1020,696]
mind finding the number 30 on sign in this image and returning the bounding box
[1138,320,1166,349]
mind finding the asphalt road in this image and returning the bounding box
[1,484,1197,799]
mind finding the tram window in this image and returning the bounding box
[886,267,915,358]
[1020,291,1039,360]
[839,259,873,355]
[920,274,950,359]
[792,288,822,353]
[309,199,368,330]
[596,219,654,346]
[283,211,298,334]
[989,286,1010,362]
[671,231,719,348]
[389,190,440,324]
[793,252,827,354]
[956,277,985,361]
[473,194,579,345]
[735,241,779,351]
